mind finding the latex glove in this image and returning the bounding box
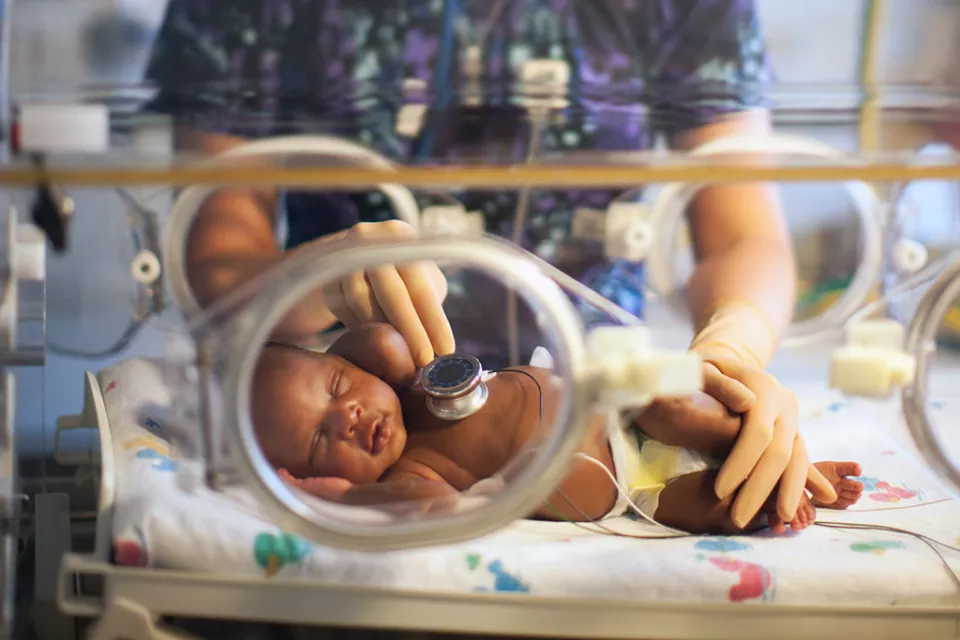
[690,300,778,372]
[701,361,755,414]
[703,356,838,529]
[320,220,455,367]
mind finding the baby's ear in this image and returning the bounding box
[326,323,417,390]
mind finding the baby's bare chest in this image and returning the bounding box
[399,379,536,490]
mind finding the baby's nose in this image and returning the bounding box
[331,403,363,440]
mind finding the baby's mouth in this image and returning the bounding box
[371,419,390,455]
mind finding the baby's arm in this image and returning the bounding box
[631,392,741,459]
[283,465,459,510]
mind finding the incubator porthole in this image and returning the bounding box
[644,134,884,347]
[903,258,960,496]
[198,234,592,551]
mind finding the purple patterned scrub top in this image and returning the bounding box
[144,0,772,365]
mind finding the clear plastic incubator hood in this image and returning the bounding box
[9,101,960,556]
[5,93,960,552]
[8,80,960,640]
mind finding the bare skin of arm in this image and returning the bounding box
[673,110,797,341]
[632,393,742,460]
[179,130,340,338]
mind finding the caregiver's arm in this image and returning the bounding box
[669,110,837,529]
[671,109,796,369]
[176,130,453,365]
[178,129,341,337]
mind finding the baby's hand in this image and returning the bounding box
[633,391,742,459]
[278,468,354,501]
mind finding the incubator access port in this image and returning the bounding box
[830,318,917,398]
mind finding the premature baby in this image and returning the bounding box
[252,324,863,533]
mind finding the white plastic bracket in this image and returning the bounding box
[605,202,654,262]
[18,103,110,154]
[518,59,571,111]
[586,325,703,418]
[88,597,198,640]
[830,318,916,398]
[571,202,653,262]
[0,209,47,366]
[421,205,485,235]
[396,78,429,137]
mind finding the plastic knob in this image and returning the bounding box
[604,202,652,262]
[131,250,162,285]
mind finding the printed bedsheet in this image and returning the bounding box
[103,358,960,606]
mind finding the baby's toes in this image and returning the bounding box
[763,501,787,535]
[833,490,864,509]
[828,479,864,509]
[791,497,816,531]
[837,478,864,494]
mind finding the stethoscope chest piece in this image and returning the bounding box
[420,354,489,420]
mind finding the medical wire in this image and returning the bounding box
[507,117,545,366]
[46,187,178,358]
[844,250,959,329]
[503,361,687,534]
[553,452,960,591]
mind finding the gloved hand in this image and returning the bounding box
[319,220,455,367]
[690,300,777,376]
[689,300,836,529]
[699,355,838,530]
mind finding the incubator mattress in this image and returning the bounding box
[104,358,960,607]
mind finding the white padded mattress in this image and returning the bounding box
[102,358,960,607]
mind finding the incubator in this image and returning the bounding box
[13,107,960,638]
[2,2,960,638]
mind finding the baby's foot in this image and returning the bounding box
[765,492,817,535]
[812,461,864,509]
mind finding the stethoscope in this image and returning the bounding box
[420,353,491,420]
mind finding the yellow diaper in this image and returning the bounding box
[606,419,720,520]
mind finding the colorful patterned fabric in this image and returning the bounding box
[104,357,960,605]
[144,0,772,361]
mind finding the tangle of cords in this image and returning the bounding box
[265,347,960,587]
[493,365,687,536]
[500,355,960,588]
[550,451,960,590]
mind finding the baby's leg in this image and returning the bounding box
[652,470,817,535]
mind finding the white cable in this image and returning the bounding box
[643,133,886,348]
[572,452,688,536]
[163,135,422,318]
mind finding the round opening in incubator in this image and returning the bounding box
[209,233,596,550]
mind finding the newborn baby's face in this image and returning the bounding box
[251,345,407,484]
